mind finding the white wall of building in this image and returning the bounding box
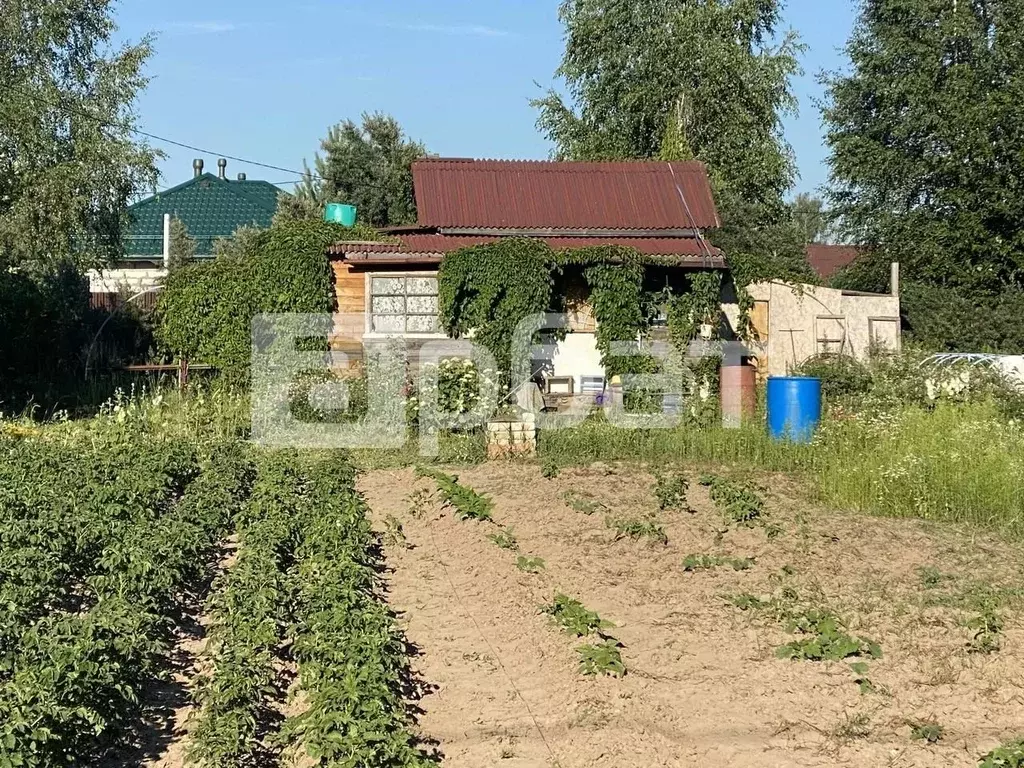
[88,268,166,295]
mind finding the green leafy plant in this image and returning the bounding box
[416,467,493,522]
[728,593,766,611]
[909,720,944,744]
[966,606,1004,654]
[606,513,667,544]
[776,611,882,662]
[383,515,409,549]
[542,594,614,638]
[563,489,608,516]
[699,474,768,528]
[683,554,755,572]
[516,556,546,574]
[849,662,877,695]
[577,640,626,678]
[979,737,1024,768]
[488,526,518,551]
[918,565,955,589]
[654,472,691,512]
[541,460,560,479]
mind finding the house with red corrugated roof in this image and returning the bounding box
[328,158,901,387]
[328,158,727,393]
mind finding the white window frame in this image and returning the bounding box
[363,271,448,339]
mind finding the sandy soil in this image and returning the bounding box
[360,462,1024,768]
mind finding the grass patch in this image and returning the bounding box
[539,403,1024,540]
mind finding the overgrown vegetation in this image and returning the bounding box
[156,219,379,380]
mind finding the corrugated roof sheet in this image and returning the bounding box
[329,233,723,265]
[806,244,862,279]
[411,159,721,230]
[125,173,281,257]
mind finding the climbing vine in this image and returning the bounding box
[555,246,662,378]
[437,241,734,404]
[666,271,723,351]
[437,238,554,382]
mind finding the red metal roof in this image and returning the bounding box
[329,233,723,264]
[411,159,721,231]
[806,244,862,279]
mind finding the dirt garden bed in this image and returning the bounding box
[360,462,1024,768]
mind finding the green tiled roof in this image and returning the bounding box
[124,173,283,258]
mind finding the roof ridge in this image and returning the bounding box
[128,173,225,210]
[413,157,707,167]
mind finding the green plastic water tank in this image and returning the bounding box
[324,203,357,227]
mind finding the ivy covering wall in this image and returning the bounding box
[437,239,731,385]
[156,220,381,380]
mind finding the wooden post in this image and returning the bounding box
[178,358,189,391]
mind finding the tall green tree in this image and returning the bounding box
[0,0,159,271]
[791,193,831,244]
[823,0,1024,293]
[167,217,195,271]
[533,0,804,228]
[279,113,428,228]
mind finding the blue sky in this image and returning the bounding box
[117,0,858,197]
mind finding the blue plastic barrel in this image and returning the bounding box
[324,203,357,227]
[766,376,822,443]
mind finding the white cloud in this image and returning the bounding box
[384,21,510,38]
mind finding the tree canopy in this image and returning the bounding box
[533,0,804,228]
[791,193,832,244]
[279,113,428,228]
[823,0,1024,293]
[0,0,159,271]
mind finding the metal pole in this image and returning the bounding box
[163,213,171,270]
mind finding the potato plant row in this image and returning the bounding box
[282,458,434,767]
[0,437,197,655]
[0,438,253,767]
[188,455,309,767]
[189,452,435,767]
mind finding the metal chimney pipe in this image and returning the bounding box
[193,158,204,177]
[217,158,227,179]
[237,173,247,181]
[891,262,901,297]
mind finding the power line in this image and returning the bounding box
[9,83,326,182]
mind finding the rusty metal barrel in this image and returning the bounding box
[720,361,757,429]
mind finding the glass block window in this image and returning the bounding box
[370,274,440,334]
